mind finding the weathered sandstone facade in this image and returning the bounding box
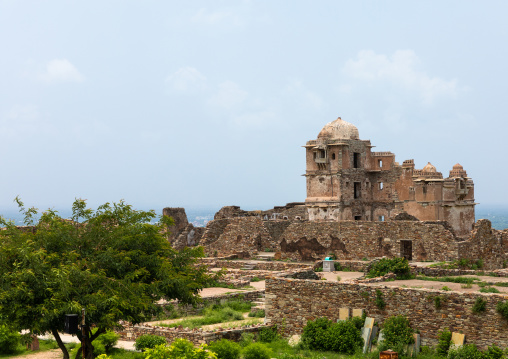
[304,117,475,237]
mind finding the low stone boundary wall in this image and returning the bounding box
[313,260,370,272]
[199,258,312,271]
[161,290,264,317]
[117,323,273,345]
[411,265,508,277]
[265,277,508,350]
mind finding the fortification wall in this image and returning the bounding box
[265,277,508,350]
[199,217,507,267]
[201,218,460,262]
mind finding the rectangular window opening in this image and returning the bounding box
[354,182,361,199]
[354,215,362,221]
[379,182,384,190]
[378,215,385,222]
[378,159,383,168]
[353,153,360,168]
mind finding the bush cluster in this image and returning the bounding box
[93,330,120,356]
[379,315,414,350]
[208,339,241,359]
[0,324,20,354]
[301,317,363,354]
[135,334,168,351]
[436,328,452,356]
[366,257,411,279]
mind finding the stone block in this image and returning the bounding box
[450,332,465,349]
[364,317,375,328]
[323,260,334,272]
[352,308,364,318]
[338,307,350,321]
[361,327,372,353]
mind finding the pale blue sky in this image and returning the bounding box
[1,1,507,214]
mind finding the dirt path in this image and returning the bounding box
[9,349,62,359]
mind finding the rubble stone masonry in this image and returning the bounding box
[265,277,508,350]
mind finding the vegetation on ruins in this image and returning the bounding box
[208,338,242,359]
[301,317,363,355]
[429,258,484,270]
[472,297,487,314]
[0,198,213,359]
[157,299,255,329]
[142,338,217,359]
[497,301,508,320]
[436,328,452,356]
[378,315,414,354]
[366,257,411,279]
[134,335,168,352]
[375,289,386,310]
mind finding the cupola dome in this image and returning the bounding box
[317,117,359,140]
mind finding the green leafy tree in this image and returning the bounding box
[0,198,213,359]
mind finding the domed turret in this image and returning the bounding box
[317,117,359,140]
[449,163,467,178]
[422,162,437,173]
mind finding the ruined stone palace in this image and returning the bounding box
[305,117,475,236]
[165,116,507,268]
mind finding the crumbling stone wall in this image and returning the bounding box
[202,217,274,258]
[265,277,508,349]
[458,219,508,270]
[202,218,460,262]
[214,203,307,221]
[117,323,272,345]
[163,207,205,250]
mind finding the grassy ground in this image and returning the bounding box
[0,339,76,358]
[157,299,257,329]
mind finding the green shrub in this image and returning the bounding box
[248,310,265,318]
[93,329,119,355]
[324,320,363,354]
[472,297,487,313]
[0,324,20,354]
[379,315,414,349]
[251,277,261,282]
[441,286,451,291]
[208,339,241,359]
[135,334,167,351]
[436,328,451,356]
[366,257,411,279]
[447,343,483,359]
[350,316,364,331]
[497,301,508,320]
[375,289,386,309]
[301,317,332,350]
[434,296,442,309]
[242,342,271,359]
[143,339,217,359]
[239,332,256,347]
[301,317,362,354]
[258,325,279,343]
[334,262,343,271]
[314,266,323,272]
[480,287,501,293]
[484,344,505,359]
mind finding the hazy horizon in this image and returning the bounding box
[1,1,507,212]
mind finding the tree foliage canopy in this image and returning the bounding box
[0,198,212,358]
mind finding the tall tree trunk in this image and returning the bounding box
[51,327,69,359]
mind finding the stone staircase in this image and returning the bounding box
[241,262,257,270]
[254,252,276,261]
[251,293,265,311]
